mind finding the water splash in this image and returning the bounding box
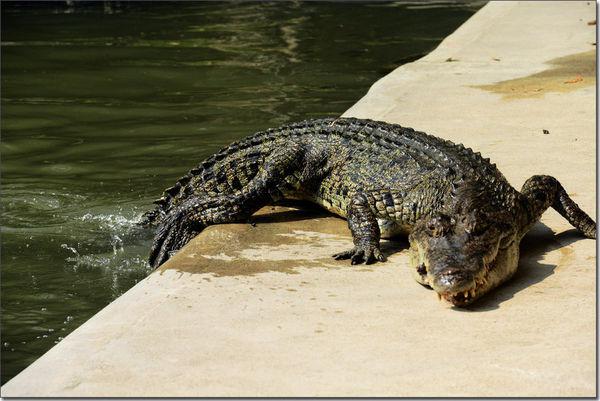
[111,234,124,255]
[60,243,79,256]
[60,208,152,276]
[79,211,142,233]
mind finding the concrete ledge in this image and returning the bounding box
[2,1,596,397]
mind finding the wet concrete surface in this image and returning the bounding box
[475,49,595,99]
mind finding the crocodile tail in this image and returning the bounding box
[139,170,196,227]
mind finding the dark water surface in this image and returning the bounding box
[1,1,479,384]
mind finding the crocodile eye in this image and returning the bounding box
[426,215,452,237]
[467,220,489,236]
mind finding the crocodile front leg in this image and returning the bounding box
[520,175,596,238]
[333,192,386,264]
[332,182,444,265]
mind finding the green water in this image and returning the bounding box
[1,1,479,384]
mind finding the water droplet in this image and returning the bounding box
[60,244,79,256]
[111,234,124,255]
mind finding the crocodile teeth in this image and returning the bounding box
[474,276,488,288]
[464,291,469,298]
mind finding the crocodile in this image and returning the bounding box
[142,117,596,306]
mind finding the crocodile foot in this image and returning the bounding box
[332,245,386,265]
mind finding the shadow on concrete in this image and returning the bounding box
[381,236,410,257]
[251,206,333,225]
[458,222,587,312]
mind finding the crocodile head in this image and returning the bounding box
[408,183,520,307]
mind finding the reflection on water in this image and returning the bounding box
[0,1,479,383]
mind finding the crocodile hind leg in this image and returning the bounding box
[520,175,596,238]
[149,196,246,268]
[149,145,304,268]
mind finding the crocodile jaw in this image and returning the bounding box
[409,239,520,307]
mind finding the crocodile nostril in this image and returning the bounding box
[435,267,473,291]
[440,267,461,276]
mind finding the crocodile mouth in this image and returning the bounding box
[438,274,489,306]
[436,237,519,306]
[416,265,492,306]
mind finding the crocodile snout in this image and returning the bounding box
[432,267,474,293]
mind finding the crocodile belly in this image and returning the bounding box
[378,218,410,238]
[307,193,347,218]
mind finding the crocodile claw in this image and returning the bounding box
[332,246,386,265]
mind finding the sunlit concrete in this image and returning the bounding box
[2,1,596,397]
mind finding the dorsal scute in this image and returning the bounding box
[164,183,181,197]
